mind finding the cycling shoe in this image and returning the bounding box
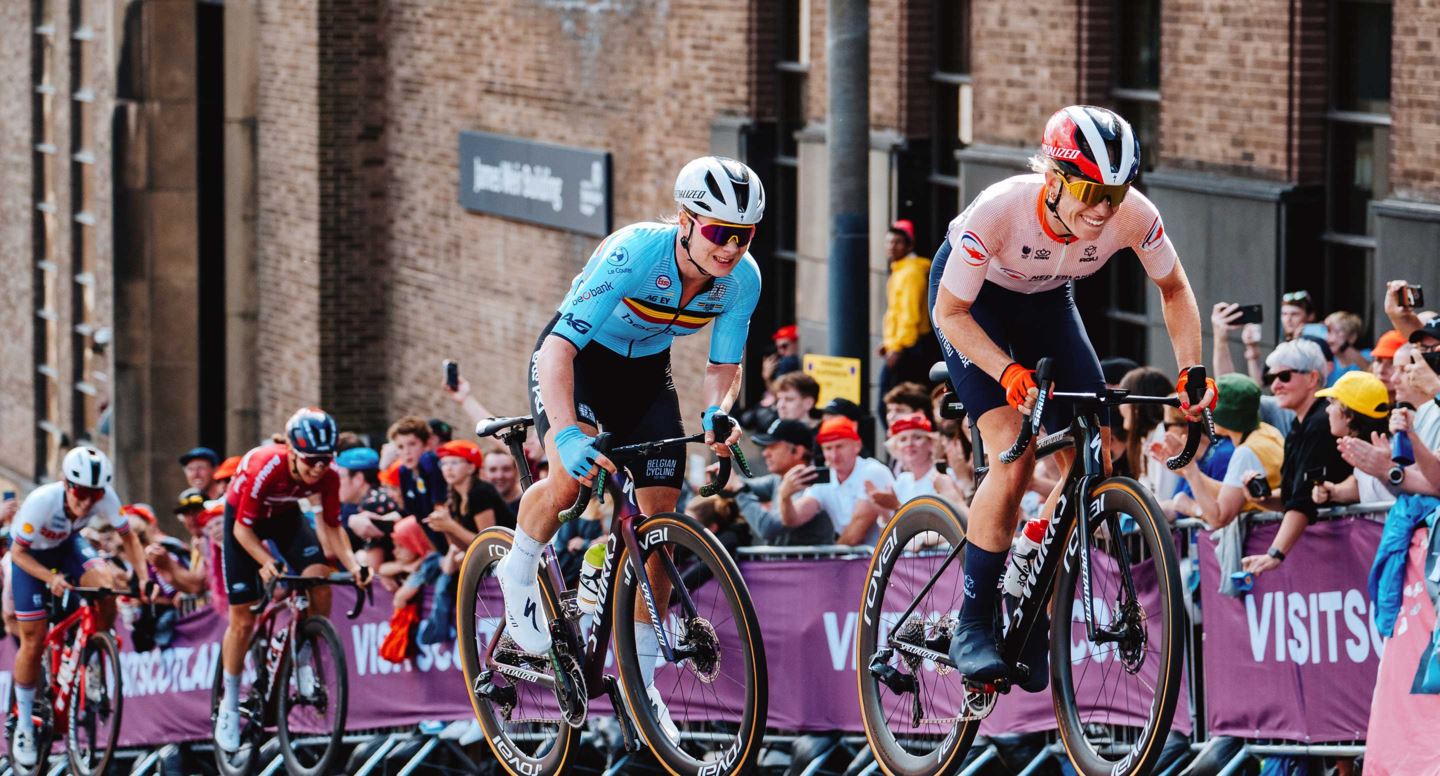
[949,618,1007,682]
[1016,611,1050,693]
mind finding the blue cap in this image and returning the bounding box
[178,447,220,466]
[335,447,380,472]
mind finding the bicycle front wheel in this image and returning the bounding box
[7,681,56,776]
[856,496,978,776]
[612,512,767,776]
[66,631,123,776]
[456,526,578,776]
[1052,477,1184,776]
[276,616,347,776]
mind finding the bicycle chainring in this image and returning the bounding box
[550,640,588,729]
[681,617,721,683]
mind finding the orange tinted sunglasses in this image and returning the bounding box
[1062,177,1130,207]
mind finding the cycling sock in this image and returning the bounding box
[223,671,241,714]
[15,683,35,733]
[959,543,1007,626]
[506,526,545,582]
[634,623,660,688]
[297,641,313,668]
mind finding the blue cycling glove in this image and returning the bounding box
[701,405,724,434]
[554,425,602,480]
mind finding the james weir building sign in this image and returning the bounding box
[458,130,612,237]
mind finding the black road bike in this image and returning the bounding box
[209,572,370,776]
[857,359,1211,776]
[458,414,767,776]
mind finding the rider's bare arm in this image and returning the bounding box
[1154,262,1204,370]
[120,529,150,585]
[8,544,58,586]
[232,519,277,569]
[538,335,584,431]
[933,285,1016,382]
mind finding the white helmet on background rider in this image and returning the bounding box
[62,446,113,489]
[673,156,766,225]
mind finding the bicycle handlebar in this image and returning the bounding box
[558,413,751,523]
[999,358,1055,464]
[249,571,372,619]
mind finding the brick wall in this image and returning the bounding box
[969,0,1080,148]
[1389,0,1440,199]
[0,2,35,478]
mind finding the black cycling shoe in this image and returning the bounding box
[949,618,1007,682]
[1016,611,1050,693]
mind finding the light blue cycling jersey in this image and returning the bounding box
[551,222,762,363]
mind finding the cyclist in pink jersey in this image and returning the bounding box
[928,105,1217,691]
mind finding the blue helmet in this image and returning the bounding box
[285,407,338,455]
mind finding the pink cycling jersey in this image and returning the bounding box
[940,174,1178,302]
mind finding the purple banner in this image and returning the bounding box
[1197,518,1384,741]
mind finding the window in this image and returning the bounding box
[928,0,970,239]
[1308,0,1390,322]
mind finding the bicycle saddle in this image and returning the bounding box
[476,415,535,439]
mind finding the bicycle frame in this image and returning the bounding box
[40,601,103,737]
[250,592,308,707]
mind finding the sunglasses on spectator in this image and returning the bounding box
[67,483,105,501]
[1062,176,1130,207]
[1282,291,1311,304]
[688,212,756,248]
[296,453,333,468]
[1265,369,1310,384]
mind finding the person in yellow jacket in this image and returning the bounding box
[878,220,940,411]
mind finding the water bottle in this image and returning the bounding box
[1002,519,1049,597]
[1392,401,1416,466]
[576,543,606,615]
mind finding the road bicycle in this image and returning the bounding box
[857,359,1210,776]
[209,572,370,776]
[458,413,767,776]
[5,586,128,776]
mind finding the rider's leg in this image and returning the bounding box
[632,485,681,689]
[13,618,46,734]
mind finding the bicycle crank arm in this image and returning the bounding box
[603,675,644,753]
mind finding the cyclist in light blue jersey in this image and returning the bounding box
[499,156,764,727]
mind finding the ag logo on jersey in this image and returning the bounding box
[957,231,990,267]
[1140,216,1167,252]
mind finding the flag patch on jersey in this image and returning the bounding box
[622,298,719,330]
[998,266,1028,281]
[1140,216,1166,252]
[957,231,990,266]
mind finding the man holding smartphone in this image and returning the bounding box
[778,416,895,546]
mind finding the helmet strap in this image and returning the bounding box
[1044,183,1079,244]
[680,217,713,278]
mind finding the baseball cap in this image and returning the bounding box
[1300,334,1334,363]
[436,440,485,468]
[335,447,380,472]
[178,447,220,467]
[889,219,915,243]
[122,503,157,525]
[174,487,206,513]
[751,419,814,449]
[815,416,862,445]
[214,455,241,480]
[1211,373,1262,434]
[820,397,863,423]
[772,324,798,342]
[1372,329,1406,360]
[1315,371,1391,418]
[428,419,454,443]
[1408,319,1440,345]
[888,413,933,436]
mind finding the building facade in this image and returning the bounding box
[1,0,1436,506]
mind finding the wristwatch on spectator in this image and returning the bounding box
[1388,465,1406,486]
[1267,547,1286,563]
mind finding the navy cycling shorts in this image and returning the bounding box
[928,238,1105,433]
[10,535,107,621]
[222,503,325,605]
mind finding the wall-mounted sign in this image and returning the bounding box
[458,130,612,237]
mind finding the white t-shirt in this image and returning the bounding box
[1221,445,1265,489]
[803,457,895,536]
[12,481,126,551]
[1354,469,1395,505]
[1143,424,1181,499]
[894,467,940,503]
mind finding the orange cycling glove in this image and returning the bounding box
[1175,366,1218,411]
[999,362,1038,411]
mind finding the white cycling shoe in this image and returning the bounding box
[496,554,551,654]
[12,727,37,768]
[296,663,317,698]
[647,685,680,744]
[214,705,242,753]
[85,661,105,703]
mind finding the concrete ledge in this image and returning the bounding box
[1372,197,1440,223]
[955,143,1031,169]
[1142,168,1294,203]
[792,122,911,152]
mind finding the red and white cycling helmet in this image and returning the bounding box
[1040,105,1141,186]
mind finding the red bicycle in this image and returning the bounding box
[5,586,128,776]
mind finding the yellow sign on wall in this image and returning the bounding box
[803,354,862,406]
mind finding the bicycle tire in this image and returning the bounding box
[7,680,56,776]
[276,616,347,776]
[210,627,272,776]
[66,631,123,776]
[856,496,978,776]
[611,512,767,776]
[1052,477,1184,776]
[456,526,579,776]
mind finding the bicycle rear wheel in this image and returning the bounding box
[456,527,579,776]
[7,681,56,776]
[1052,477,1184,776]
[66,631,123,776]
[856,496,978,776]
[276,616,347,776]
[612,512,767,775]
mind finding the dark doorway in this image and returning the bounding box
[196,0,226,448]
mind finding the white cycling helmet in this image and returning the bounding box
[63,446,113,489]
[673,156,765,225]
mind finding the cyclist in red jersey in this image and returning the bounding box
[929,106,1217,691]
[213,408,371,752]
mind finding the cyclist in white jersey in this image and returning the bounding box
[929,106,1216,691]
[6,447,150,767]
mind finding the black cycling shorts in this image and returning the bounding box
[222,503,326,605]
[528,313,685,489]
[928,237,1105,433]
